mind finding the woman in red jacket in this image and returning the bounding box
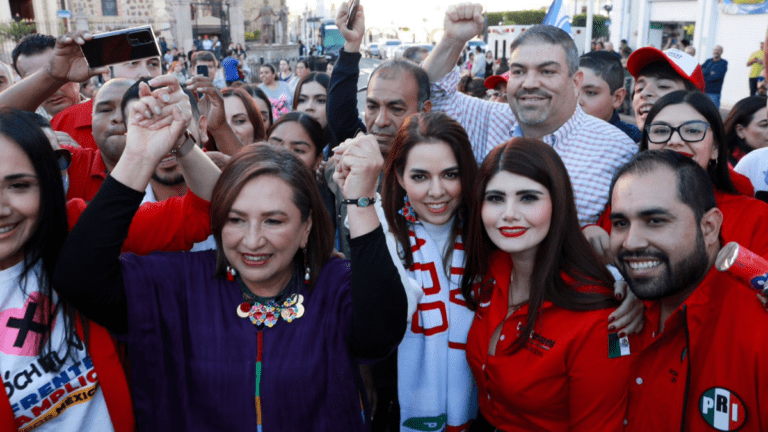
[461,138,631,431]
[588,90,768,261]
[640,91,768,257]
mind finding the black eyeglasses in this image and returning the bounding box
[645,120,710,143]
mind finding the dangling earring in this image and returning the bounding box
[303,247,310,285]
[398,195,418,224]
[226,265,237,282]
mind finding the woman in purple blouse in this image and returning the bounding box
[53,74,407,431]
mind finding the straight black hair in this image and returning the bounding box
[0,109,78,367]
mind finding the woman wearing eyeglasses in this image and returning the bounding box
[639,90,768,257]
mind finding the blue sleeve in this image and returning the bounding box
[713,60,728,80]
[328,49,366,145]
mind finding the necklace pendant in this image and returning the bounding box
[237,302,252,318]
[283,294,298,307]
[250,303,267,326]
[295,303,305,319]
[280,306,297,322]
[263,309,278,327]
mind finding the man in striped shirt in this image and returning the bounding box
[422,3,637,225]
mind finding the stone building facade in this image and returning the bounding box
[0,0,245,56]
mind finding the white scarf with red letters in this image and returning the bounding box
[397,222,478,432]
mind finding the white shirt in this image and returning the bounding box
[0,261,113,431]
[735,147,768,194]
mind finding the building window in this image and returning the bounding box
[102,0,118,16]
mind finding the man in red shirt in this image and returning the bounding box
[51,57,162,150]
[608,150,768,431]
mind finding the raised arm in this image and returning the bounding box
[0,30,108,112]
[334,135,408,358]
[422,3,484,83]
[186,75,247,156]
[54,75,197,334]
[327,1,367,144]
[121,74,221,200]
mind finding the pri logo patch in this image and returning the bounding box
[699,388,746,431]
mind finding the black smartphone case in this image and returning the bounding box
[80,25,161,68]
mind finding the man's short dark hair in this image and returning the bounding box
[580,51,625,94]
[403,46,429,63]
[609,149,716,223]
[12,34,56,75]
[370,59,430,111]
[120,78,200,123]
[637,61,699,92]
[510,25,579,76]
[464,77,487,99]
[191,50,217,67]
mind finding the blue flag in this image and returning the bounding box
[542,0,572,34]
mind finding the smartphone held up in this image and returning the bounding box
[79,25,161,68]
[346,0,360,30]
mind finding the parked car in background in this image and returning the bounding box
[365,42,381,58]
[381,39,403,59]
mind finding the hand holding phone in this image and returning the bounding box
[80,25,161,68]
[44,30,110,84]
[346,0,360,30]
[197,65,209,77]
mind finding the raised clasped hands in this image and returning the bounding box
[46,30,110,84]
[125,74,192,164]
[332,133,383,200]
[443,3,485,45]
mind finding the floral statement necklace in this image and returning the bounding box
[235,267,305,327]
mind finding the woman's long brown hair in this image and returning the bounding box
[381,112,479,270]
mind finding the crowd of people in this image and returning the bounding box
[0,2,766,431]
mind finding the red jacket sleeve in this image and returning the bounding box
[66,192,212,256]
[122,191,212,255]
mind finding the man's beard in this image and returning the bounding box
[151,171,185,187]
[617,229,710,301]
[513,89,552,125]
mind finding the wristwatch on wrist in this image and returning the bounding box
[171,130,197,157]
[341,197,376,207]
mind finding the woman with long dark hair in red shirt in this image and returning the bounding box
[461,138,631,431]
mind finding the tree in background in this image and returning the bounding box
[485,9,609,39]
[0,20,36,43]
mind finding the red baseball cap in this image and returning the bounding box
[484,71,510,90]
[627,47,705,92]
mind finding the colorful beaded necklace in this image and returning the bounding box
[235,266,305,327]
